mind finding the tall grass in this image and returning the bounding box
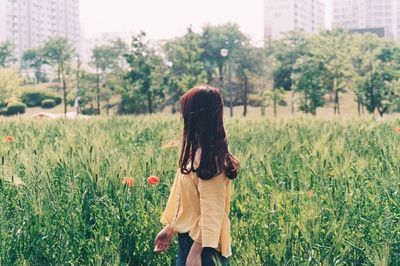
[0,116,399,265]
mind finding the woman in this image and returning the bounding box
[154,85,239,266]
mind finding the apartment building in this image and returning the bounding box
[0,0,80,62]
[333,0,400,40]
[264,0,325,40]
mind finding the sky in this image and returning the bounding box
[80,0,333,43]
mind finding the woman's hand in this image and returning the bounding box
[186,242,203,266]
[154,225,174,253]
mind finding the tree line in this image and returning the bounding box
[1,25,400,117]
[270,28,400,117]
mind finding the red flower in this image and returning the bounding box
[5,136,14,142]
[147,175,160,186]
[395,128,400,134]
[306,190,314,197]
[122,176,135,188]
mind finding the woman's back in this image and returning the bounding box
[154,85,239,266]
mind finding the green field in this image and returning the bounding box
[0,116,400,265]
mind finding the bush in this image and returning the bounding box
[279,99,288,106]
[20,87,61,107]
[0,107,7,115]
[41,99,57,109]
[248,94,262,107]
[82,108,98,115]
[4,102,26,116]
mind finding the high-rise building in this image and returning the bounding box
[0,0,80,62]
[264,0,325,41]
[0,1,6,43]
[332,0,400,40]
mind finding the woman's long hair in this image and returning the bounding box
[178,85,239,180]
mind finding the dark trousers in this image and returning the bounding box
[176,233,229,266]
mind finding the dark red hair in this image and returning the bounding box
[179,85,239,180]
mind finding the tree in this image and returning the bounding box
[349,33,400,117]
[163,74,181,113]
[264,88,285,117]
[200,24,248,117]
[235,45,263,116]
[200,23,247,86]
[292,57,326,116]
[272,30,309,91]
[387,79,400,114]
[361,41,400,117]
[123,32,165,114]
[313,28,354,115]
[350,34,382,115]
[0,42,16,67]
[22,48,48,83]
[110,38,129,69]
[0,68,22,105]
[270,30,309,115]
[164,27,207,111]
[76,70,98,114]
[165,27,207,89]
[91,43,121,114]
[42,37,75,116]
[258,44,278,116]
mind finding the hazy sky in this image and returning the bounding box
[80,0,333,42]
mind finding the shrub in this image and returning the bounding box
[4,102,26,116]
[279,99,288,106]
[20,87,61,107]
[248,94,262,107]
[82,108,98,115]
[41,99,57,109]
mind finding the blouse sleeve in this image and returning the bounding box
[197,173,227,248]
[160,169,180,226]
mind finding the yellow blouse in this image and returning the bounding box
[160,161,232,258]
